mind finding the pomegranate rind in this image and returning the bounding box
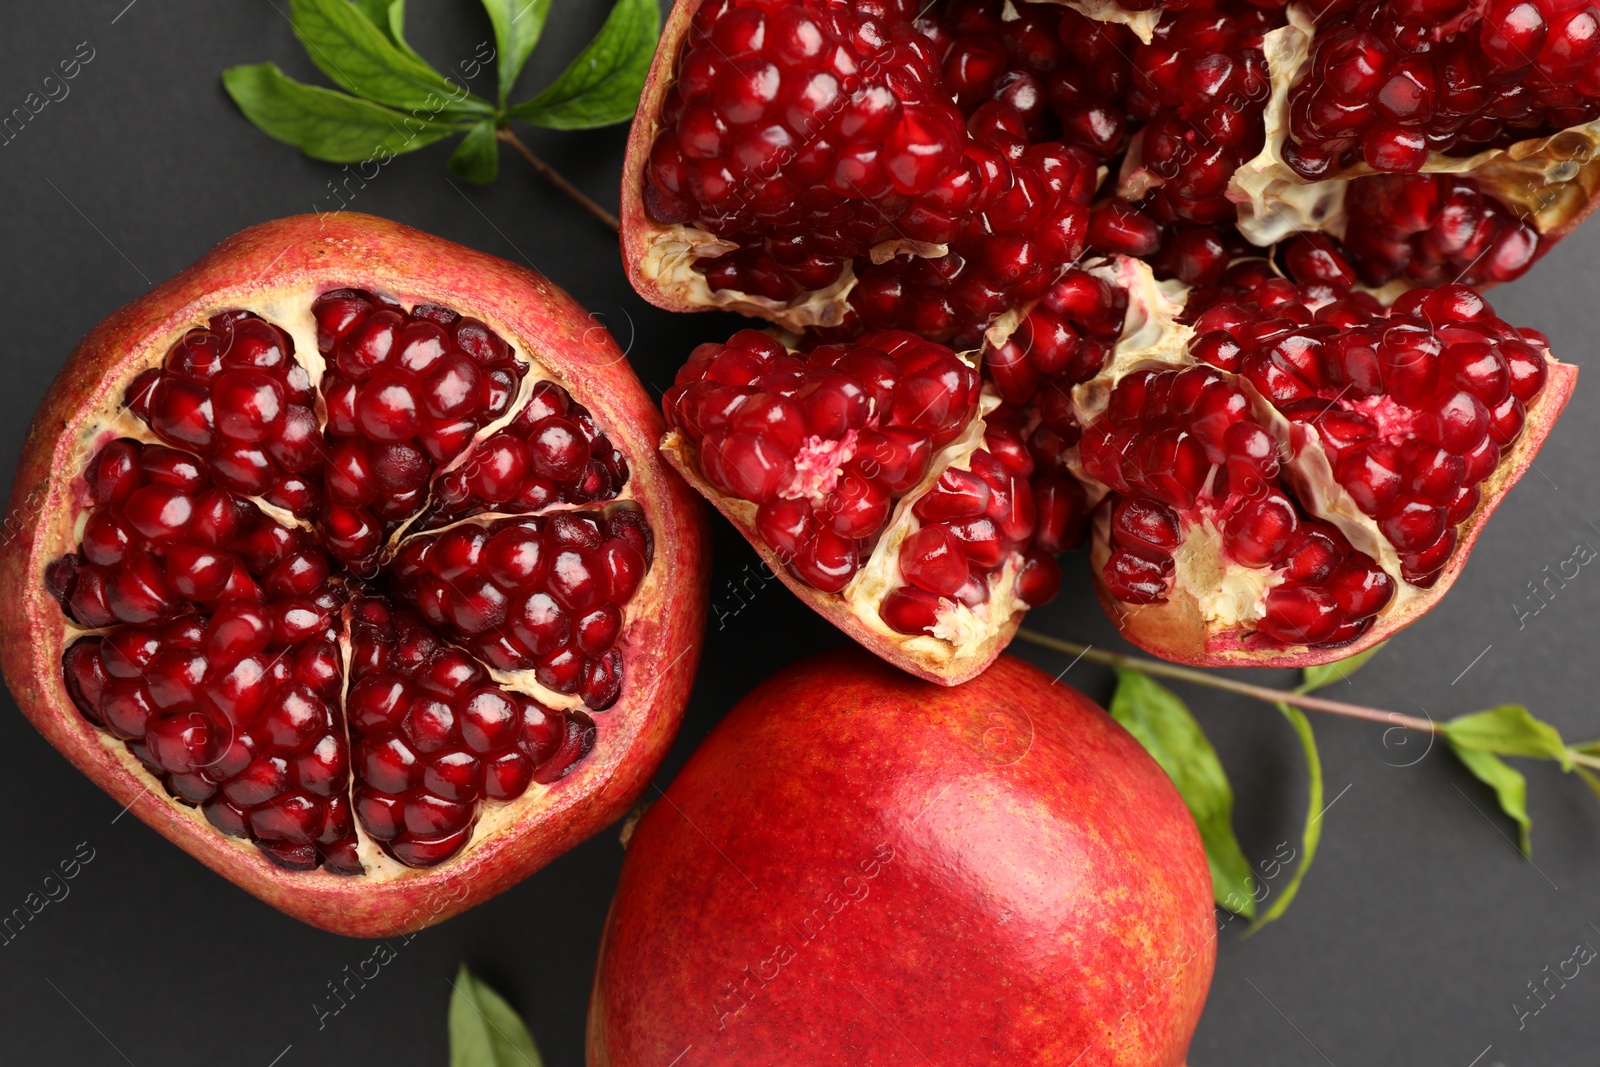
[1232,6,1600,256]
[0,213,709,937]
[1092,361,1578,667]
[659,431,1021,685]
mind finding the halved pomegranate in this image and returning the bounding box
[0,215,708,936]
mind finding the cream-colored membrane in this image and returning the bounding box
[841,390,1030,661]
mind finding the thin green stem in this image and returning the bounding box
[497,127,620,232]
[1014,628,1600,772]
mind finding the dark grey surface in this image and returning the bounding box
[1,2,1597,1064]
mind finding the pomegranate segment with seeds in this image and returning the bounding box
[312,289,530,571]
[624,0,1102,346]
[661,326,1058,682]
[422,380,629,527]
[1281,0,1600,179]
[1,215,707,936]
[390,509,652,710]
[1065,256,1575,664]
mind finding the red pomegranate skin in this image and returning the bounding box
[588,650,1215,1066]
[0,214,709,937]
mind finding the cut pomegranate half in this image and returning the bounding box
[1068,256,1576,666]
[0,215,708,936]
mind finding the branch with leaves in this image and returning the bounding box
[1017,630,1599,931]
[222,0,660,230]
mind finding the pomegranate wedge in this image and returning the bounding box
[1068,256,1576,665]
[0,215,708,936]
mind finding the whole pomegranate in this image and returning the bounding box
[0,215,709,936]
[623,0,1582,677]
[587,649,1215,1066]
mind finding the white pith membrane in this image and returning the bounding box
[1064,256,1560,651]
[840,390,1030,650]
[661,342,1032,681]
[47,284,662,881]
[1230,3,1600,249]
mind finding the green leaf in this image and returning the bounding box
[481,0,553,105]
[449,965,544,1067]
[1449,743,1533,856]
[347,0,398,39]
[1248,704,1323,933]
[1446,705,1571,770]
[449,121,501,183]
[1575,765,1600,807]
[1297,643,1386,693]
[386,1,428,67]
[508,0,661,129]
[222,63,464,163]
[288,0,492,118]
[1110,670,1256,919]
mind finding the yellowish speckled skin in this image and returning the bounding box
[588,650,1215,1066]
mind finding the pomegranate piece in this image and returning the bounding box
[1,215,707,935]
[1071,255,1575,665]
[1283,0,1600,178]
[663,326,1061,668]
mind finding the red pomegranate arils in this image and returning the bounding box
[422,380,630,526]
[622,0,1583,675]
[312,289,530,571]
[344,596,595,868]
[1283,0,1600,178]
[49,290,653,874]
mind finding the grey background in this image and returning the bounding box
[0,2,1596,1064]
